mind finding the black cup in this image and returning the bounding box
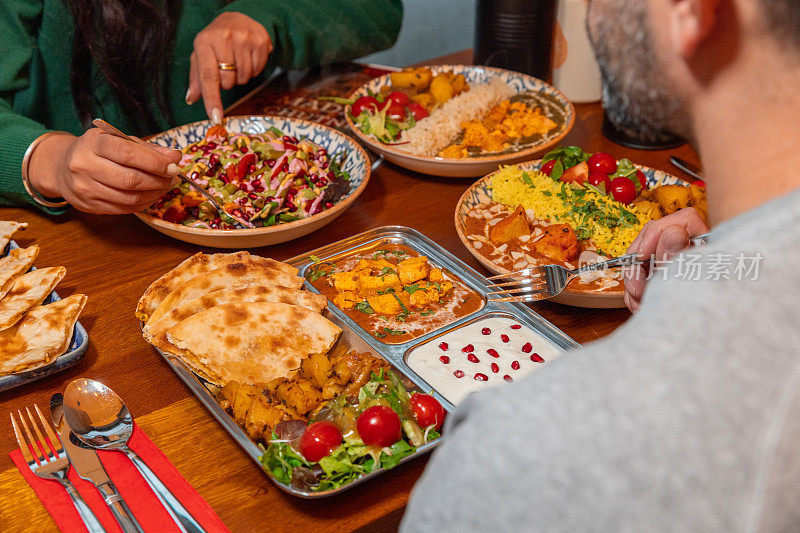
[601,110,686,150]
[474,0,557,81]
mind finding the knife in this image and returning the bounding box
[670,156,704,181]
[51,394,144,533]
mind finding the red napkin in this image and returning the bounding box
[10,423,229,532]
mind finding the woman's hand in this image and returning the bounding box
[623,207,710,312]
[28,128,182,214]
[186,12,273,123]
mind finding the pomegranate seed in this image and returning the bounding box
[325,202,333,209]
[248,164,256,173]
[318,148,327,155]
[439,355,450,364]
[189,172,199,180]
[461,344,474,353]
[206,141,217,149]
[267,160,276,168]
[511,360,520,370]
[284,143,299,151]
[248,193,257,200]
[321,161,329,169]
[251,179,262,188]
[154,199,164,209]
[317,178,328,187]
[511,324,522,330]
[522,342,532,353]
[481,327,491,335]
[474,373,488,381]
[210,223,219,229]
[454,370,464,378]
[501,334,510,343]
[170,188,181,195]
[213,217,221,224]
[491,362,499,373]
[189,145,198,153]
[240,146,249,154]
[503,375,513,382]
[467,353,479,363]
[285,201,296,211]
[531,353,544,363]
[237,198,248,206]
[231,208,243,217]
[439,342,448,351]
[327,171,335,181]
[487,348,499,358]
[254,186,265,193]
[288,187,298,195]
[219,172,227,181]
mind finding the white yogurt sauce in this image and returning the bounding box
[405,316,562,405]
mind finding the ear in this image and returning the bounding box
[671,0,722,58]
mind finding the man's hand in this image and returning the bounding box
[28,128,181,214]
[186,12,273,123]
[624,207,710,312]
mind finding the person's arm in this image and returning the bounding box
[222,0,403,70]
[0,0,65,214]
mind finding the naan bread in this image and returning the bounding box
[0,266,66,331]
[145,262,304,327]
[0,221,27,252]
[0,293,86,376]
[166,302,341,386]
[0,245,39,301]
[143,284,327,352]
[136,252,298,321]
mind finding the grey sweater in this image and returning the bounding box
[402,189,800,532]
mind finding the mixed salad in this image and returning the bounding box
[260,369,444,492]
[147,125,350,229]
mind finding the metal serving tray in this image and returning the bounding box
[0,240,89,393]
[150,309,443,499]
[287,226,580,412]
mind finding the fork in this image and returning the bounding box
[487,253,643,302]
[11,406,106,533]
[487,232,713,303]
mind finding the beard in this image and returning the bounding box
[587,0,691,141]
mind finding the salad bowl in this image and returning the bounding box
[136,115,371,248]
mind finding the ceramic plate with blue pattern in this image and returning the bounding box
[344,65,575,178]
[135,116,371,249]
[455,160,684,308]
[0,240,89,392]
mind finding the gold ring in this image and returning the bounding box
[218,62,237,71]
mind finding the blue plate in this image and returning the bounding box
[0,240,88,392]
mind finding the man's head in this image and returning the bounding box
[586,0,800,143]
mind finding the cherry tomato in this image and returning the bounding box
[540,160,556,176]
[407,102,429,121]
[608,176,637,204]
[386,91,410,108]
[693,179,706,189]
[382,100,407,120]
[351,96,379,117]
[299,421,342,462]
[356,406,402,447]
[587,152,617,174]
[409,394,445,430]
[636,169,648,190]
[587,171,611,193]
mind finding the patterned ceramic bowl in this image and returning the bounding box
[455,160,683,308]
[345,65,575,178]
[135,116,371,249]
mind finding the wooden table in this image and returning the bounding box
[0,51,699,532]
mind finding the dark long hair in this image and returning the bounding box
[67,0,182,135]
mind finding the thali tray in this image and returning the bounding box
[149,226,579,498]
[0,240,89,393]
[288,226,580,412]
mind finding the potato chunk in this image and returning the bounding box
[390,68,433,90]
[490,205,530,243]
[357,273,402,295]
[367,293,402,315]
[429,74,454,103]
[331,271,358,292]
[333,291,357,310]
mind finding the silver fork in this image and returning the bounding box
[487,253,643,303]
[487,232,713,303]
[11,406,106,533]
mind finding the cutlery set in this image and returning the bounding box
[11,378,205,533]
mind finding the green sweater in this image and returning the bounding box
[0,0,402,213]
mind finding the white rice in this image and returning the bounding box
[398,77,515,156]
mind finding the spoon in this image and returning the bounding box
[91,118,254,229]
[63,378,206,533]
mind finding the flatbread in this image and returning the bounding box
[0,293,86,376]
[0,221,27,252]
[143,284,327,352]
[0,266,66,331]
[135,252,299,322]
[145,262,304,327]
[0,245,39,301]
[166,302,341,386]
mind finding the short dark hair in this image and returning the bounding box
[761,1,800,46]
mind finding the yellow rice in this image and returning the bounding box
[490,165,651,257]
